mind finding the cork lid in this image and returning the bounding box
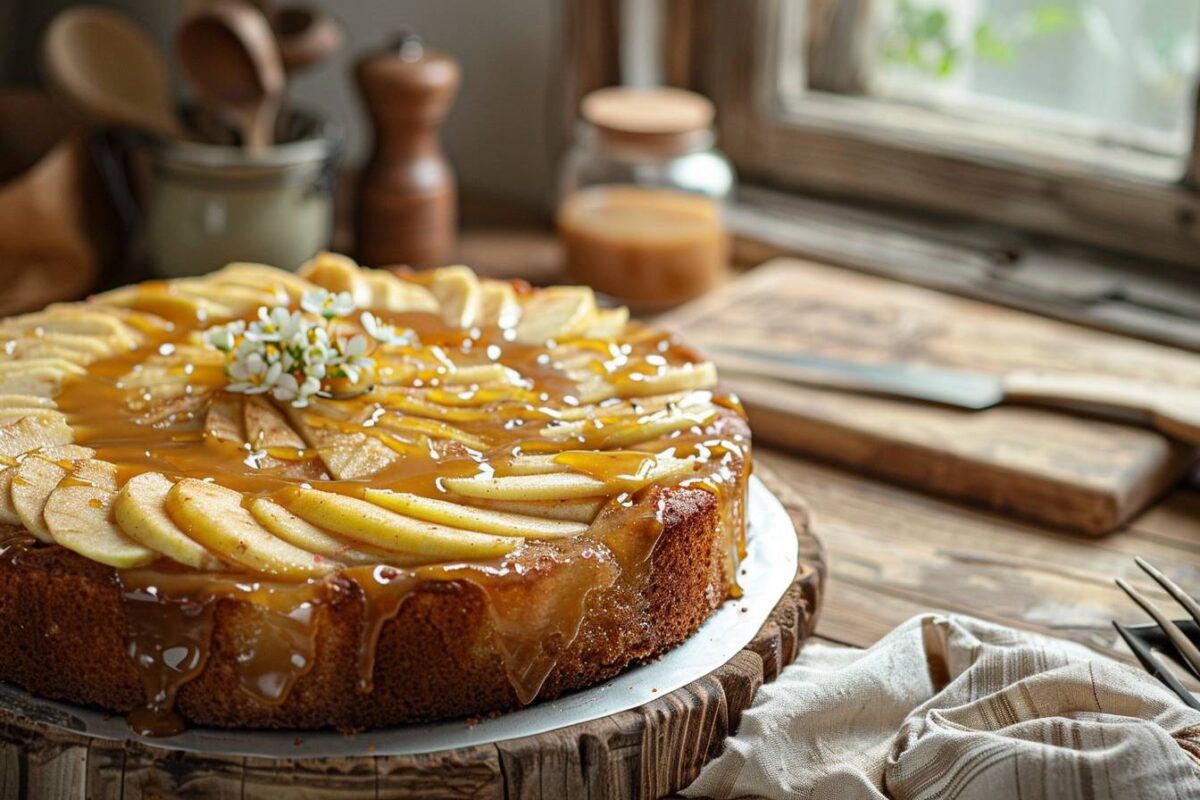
[581,87,714,152]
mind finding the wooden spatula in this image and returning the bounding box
[176,1,284,152]
[41,6,185,139]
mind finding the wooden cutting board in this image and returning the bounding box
[663,258,1200,535]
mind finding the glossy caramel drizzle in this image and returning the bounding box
[347,539,620,704]
[3,270,750,733]
[118,570,329,736]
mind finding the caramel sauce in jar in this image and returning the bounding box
[557,87,735,309]
[558,186,729,310]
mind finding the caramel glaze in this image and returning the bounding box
[23,291,749,735]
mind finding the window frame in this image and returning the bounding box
[674,0,1200,270]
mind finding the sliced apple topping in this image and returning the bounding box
[174,280,285,313]
[0,358,87,379]
[288,410,397,480]
[494,453,568,475]
[578,361,718,404]
[3,332,115,362]
[298,251,370,306]
[0,467,16,526]
[0,395,57,410]
[514,286,597,345]
[480,280,521,329]
[0,408,65,428]
[464,497,604,524]
[442,455,698,501]
[0,414,73,458]
[43,459,156,568]
[376,414,489,451]
[96,284,237,324]
[362,269,439,314]
[11,447,96,541]
[166,478,334,578]
[210,262,320,299]
[244,395,306,450]
[536,402,716,448]
[0,257,736,579]
[428,265,484,329]
[248,497,417,566]
[0,444,93,528]
[583,306,630,339]
[0,309,139,350]
[442,363,525,387]
[364,490,588,539]
[280,487,522,560]
[204,394,245,443]
[0,367,70,397]
[114,473,225,570]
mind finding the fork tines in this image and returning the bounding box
[1113,621,1200,710]
[1116,558,1200,683]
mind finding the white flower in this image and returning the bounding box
[203,295,379,407]
[271,372,300,403]
[301,289,356,319]
[344,334,369,359]
[247,306,303,343]
[360,312,412,346]
[204,320,245,352]
[228,349,265,382]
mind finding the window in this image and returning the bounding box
[676,0,1200,269]
[785,0,1200,176]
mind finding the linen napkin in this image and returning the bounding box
[683,614,1200,800]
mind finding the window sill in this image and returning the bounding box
[730,185,1200,352]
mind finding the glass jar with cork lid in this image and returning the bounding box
[556,87,735,309]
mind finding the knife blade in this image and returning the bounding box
[704,345,1005,409]
[703,344,1200,447]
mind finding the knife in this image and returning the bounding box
[704,345,1200,447]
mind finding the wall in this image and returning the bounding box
[0,0,558,208]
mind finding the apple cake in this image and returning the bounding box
[0,254,750,735]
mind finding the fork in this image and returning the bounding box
[1113,557,1200,710]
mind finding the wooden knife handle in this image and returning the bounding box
[1002,370,1200,447]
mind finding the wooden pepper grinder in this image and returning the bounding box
[354,31,460,268]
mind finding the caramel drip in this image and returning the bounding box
[0,527,34,557]
[468,542,618,704]
[346,540,618,703]
[117,570,329,735]
[121,583,216,737]
[344,565,423,693]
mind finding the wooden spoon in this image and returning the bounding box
[176,1,285,152]
[269,6,343,75]
[41,6,185,139]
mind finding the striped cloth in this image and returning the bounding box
[683,614,1200,800]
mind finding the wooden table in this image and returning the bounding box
[759,447,1200,673]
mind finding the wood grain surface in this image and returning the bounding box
[663,258,1200,535]
[761,448,1200,692]
[0,466,822,800]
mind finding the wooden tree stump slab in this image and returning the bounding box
[0,466,824,800]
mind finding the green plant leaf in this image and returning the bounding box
[973,21,1014,63]
[921,8,949,38]
[1030,5,1077,35]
